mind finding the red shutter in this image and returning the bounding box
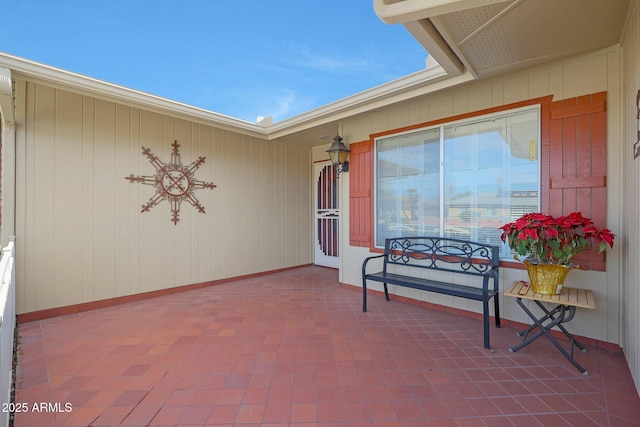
[542,91,607,271]
[349,140,373,247]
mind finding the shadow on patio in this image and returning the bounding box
[13,265,640,426]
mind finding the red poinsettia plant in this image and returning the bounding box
[499,212,615,266]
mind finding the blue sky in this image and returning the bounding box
[1,1,427,123]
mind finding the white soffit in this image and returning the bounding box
[373,0,512,75]
[434,0,630,77]
[376,0,631,79]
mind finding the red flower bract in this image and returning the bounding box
[499,212,615,266]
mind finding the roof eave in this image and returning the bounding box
[1,52,476,141]
[0,52,269,138]
[266,63,473,139]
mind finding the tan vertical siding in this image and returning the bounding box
[81,96,96,303]
[14,82,312,314]
[115,104,133,298]
[53,90,84,307]
[341,46,622,346]
[32,85,56,310]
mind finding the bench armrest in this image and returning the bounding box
[362,254,386,277]
[482,265,500,291]
[483,265,499,276]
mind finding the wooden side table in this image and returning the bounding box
[505,281,595,375]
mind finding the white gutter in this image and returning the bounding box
[268,63,474,139]
[1,48,477,142]
[0,53,269,138]
[1,51,476,141]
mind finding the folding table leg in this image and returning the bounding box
[509,298,589,375]
[532,300,587,352]
[515,304,563,338]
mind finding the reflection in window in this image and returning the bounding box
[375,108,539,258]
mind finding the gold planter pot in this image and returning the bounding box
[523,261,571,295]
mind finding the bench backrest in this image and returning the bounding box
[383,236,499,277]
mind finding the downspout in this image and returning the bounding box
[0,67,16,247]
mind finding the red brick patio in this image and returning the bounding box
[12,265,640,426]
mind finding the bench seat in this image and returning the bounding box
[364,271,499,301]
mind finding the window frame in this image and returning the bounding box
[372,105,542,258]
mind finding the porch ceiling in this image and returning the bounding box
[376,0,631,79]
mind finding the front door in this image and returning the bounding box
[314,161,340,268]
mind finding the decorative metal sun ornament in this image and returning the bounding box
[126,140,217,224]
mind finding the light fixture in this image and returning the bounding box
[326,134,350,176]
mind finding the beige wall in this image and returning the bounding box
[13,79,313,315]
[339,46,625,347]
[621,0,640,396]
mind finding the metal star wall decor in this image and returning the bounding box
[126,140,217,224]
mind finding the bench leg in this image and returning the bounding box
[483,298,490,349]
[494,295,501,328]
[362,281,390,312]
[362,280,367,312]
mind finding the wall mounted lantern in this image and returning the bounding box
[326,134,350,176]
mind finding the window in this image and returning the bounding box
[374,107,540,258]
[352,92,606,270]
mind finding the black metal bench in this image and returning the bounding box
[362,236,501,349]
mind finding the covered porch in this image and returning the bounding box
[1,0,640,424]
[13,266,640,426]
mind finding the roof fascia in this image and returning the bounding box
[266,65,474,139]
[402,19,465,76]
[0,53,269,138]
[1,52,476,142]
